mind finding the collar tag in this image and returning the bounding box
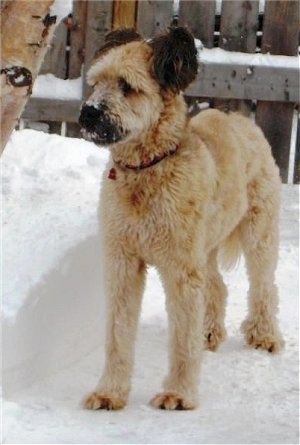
[108,167,117,180]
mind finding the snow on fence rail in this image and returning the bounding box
[21,0,300,183]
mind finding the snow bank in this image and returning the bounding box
[2,130,108,394]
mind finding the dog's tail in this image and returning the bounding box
[218,228,242,271]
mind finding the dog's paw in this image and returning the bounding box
[83,391,126,410]
[204,324,227,351]
[241,319,284,353]
[150,392,197,410]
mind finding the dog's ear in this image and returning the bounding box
[149,27,198,93]
[94,28,142,58]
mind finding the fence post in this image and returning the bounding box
[215,0,259,115]
[136,0,173,37]
[82,1,113,99]
[68,0,88,79]
[178,0,216,48]
[113,0,137,29]
[294,116,300,184]
[255,0,299,183]
[39,19,68,79]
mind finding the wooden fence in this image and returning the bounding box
[22,0,300,183]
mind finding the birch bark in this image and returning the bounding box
[1,0,56,152]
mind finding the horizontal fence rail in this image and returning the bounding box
[186,61,299,103]
[23,98,81,123]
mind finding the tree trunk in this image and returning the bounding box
[1,0,57,153]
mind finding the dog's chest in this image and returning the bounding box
[102,171,202,261]
[122,173,198,218]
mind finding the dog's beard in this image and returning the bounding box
[80,127,125,146]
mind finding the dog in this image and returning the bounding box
[79,27,284,411]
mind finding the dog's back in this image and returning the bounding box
[190,108,278,185]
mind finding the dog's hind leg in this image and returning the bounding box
[240,174,284,353]
[203,249,227,351]
[151,261,204,410]
[83,253,146,410]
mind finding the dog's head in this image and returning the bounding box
[79,27,198,146]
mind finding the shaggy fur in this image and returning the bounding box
[79,27,284,411]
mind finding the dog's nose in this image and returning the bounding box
[79,104,101,131]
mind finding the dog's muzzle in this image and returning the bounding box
[79,103,124,145]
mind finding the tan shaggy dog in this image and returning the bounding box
[79,27,284,411]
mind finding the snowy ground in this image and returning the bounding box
[1,129,299,444]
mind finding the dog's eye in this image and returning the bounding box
[118,77,133,96]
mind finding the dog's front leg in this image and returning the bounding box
[83,253,146,410]
[151,264,204,410]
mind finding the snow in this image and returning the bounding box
[2,130,106,320]
[1,128,299,444]
[50,0,73,23]
[32,74,82,100]
[195,43,300,69]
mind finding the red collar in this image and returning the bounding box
[108,144,179,179]
[115,144,179,170]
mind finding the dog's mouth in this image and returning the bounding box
[79,103,127,146]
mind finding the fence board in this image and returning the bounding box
[219,0,259,52]
[256,0,299,182]
[69,0,88,79]
[178,0,216,48]
[40,19,68,79]
[113,0,137,29]
[215,0,259,115]
[294,115,300,183]
[83,1,113,98]
[23,98,81,122]
[136,0,173,37]
[260,1,299,56]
